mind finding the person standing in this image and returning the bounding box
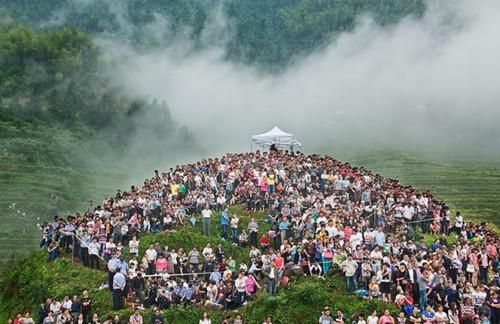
[220,208,230,240]
[231,214,239,245]
[263,261,277,296]
[88,238,101,270]
[340,254,358,293]
[47,240,58,262]
[80,290,92,324]
[202,206,212,236]
[112,268,126,310]
[248,217,259,248]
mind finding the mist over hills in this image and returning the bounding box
[0,0,425,66]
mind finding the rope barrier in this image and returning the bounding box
[69,232,107,262]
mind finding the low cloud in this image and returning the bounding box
[102,0,500,160]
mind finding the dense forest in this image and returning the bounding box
[0,0,426,66]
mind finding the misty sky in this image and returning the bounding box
[104,0,500,160]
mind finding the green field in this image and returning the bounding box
[348,152,500,228]
[0,154,130,264]
[1,151,499,264]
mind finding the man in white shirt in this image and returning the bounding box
[145,245,157,274]
[349,230,363,252]
[403,204,414,221]
[88,238,101,270]
[454,212,464,234]
[202,206,212,236]
[340,254,358,292]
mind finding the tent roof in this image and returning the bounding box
[251,126,301,148]
[251,126,293,140]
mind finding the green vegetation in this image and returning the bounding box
[0,0,425,66]
[0,250,109,323]
[0,24,199,263]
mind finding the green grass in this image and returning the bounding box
[348,152,500,227]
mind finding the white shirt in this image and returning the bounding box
[145,248,157,262]
[350,232,363,249]
[202,209,212,219]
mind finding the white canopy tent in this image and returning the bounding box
[251,126,302,150]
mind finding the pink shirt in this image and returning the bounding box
[469,253,478,266]
[344,227,353,241]
[156,258,168,272]
[487,244,497,258]
[245,276,257,294]
[379,315,394,324]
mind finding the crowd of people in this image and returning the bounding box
[23,151,500,323]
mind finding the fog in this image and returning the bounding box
[97,0,500,162]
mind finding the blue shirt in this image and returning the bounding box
[209,271,222,285]
[374,231,385,247]
[81,235,91,248]
[220,211,229,225]
[180,286,193,300]
[118,261,129,275]
[279,221,289,230]
[113,272,126,290]
[108,258,120,272]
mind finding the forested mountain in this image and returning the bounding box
[0,23,197,164]
[0,0,426,66]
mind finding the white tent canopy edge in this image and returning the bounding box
[251,126,302,150]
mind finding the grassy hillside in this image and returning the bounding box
[1,151,498,322]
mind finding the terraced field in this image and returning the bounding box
[350,152,500,227]
[0,158,129,263]
[1,151,499,264]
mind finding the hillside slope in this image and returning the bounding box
[0,24,200,263]
[350,152,500,227]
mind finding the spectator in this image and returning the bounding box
[319,307,334,324]
[199,312,211,324]
[202,206,212,236]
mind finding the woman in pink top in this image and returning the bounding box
[245,273,261,300]
[155,255,168,273]
[467,249,479,286]
[260,177,268,193]
[343,226,353,241]
[379,309,395,324]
